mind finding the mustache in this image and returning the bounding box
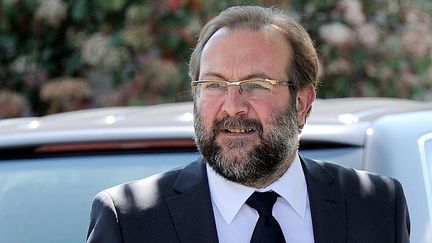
[212,117,263,135]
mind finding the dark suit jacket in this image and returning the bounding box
[86,156,410,243]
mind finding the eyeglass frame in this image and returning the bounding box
[191,78,292,99]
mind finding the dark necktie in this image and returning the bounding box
[246,191,286,243]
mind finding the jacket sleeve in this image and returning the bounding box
[394,179,411,243]
[86,191,123,243]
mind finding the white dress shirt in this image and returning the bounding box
[206,154,314,243]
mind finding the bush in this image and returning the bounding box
[0,0,431,117]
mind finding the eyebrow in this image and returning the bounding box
[200,71,274,81]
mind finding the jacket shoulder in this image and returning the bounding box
[101,159,206,209]
[301,157,410,240]
[303,157,401,200]
[102,165,186,212]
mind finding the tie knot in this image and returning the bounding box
[246,191,280,216]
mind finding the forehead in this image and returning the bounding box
[199,27,292,80]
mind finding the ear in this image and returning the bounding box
[295,85,316,127]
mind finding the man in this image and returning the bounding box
[86,6,410,243]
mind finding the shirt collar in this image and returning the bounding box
[206,154,308,225]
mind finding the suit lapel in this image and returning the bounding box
[166,159,219,243]
[300,156,347,243]
[165,155,347,243]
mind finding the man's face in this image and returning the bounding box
[193,27,304,186]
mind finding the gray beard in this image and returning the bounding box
[193,103,299,187]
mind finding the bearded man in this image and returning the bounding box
[87,6,410,243]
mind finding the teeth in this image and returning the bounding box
[226,128,253,133]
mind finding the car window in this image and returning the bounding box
[0,151,199,243]
[300,147,363,169]
[0,145,363,243]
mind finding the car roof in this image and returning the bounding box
[301,98,432,146]
[0,98,431,149]
[309,97,431,124]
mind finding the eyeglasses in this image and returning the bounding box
[191,79,291,100]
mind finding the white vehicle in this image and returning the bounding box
[0,97,431,243]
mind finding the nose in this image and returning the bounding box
[221,86,249,117]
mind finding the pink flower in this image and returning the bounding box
[356,23,379,48]
[338,0,365,26]
[319,23,355,47]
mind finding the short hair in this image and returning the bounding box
[189,5,319,93]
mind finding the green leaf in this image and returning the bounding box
[64,51,81,75]
[97,0,125,12]
[71,0,87,22]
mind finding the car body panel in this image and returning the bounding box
[2,98,431,148]
[0,97,431,243]
[363,110,432,243]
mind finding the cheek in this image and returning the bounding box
[254,110,277,133]
[248,100,280,121]
[249,100,291,129]
[198,99,223,116]
[196,99,222,124]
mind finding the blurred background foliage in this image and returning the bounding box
[0,0,431,118]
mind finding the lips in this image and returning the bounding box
[213,117,263,136]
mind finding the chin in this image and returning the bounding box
[220,152,249,164]
[218,137,258,151]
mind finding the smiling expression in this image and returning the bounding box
[192,26,307,187]
[195,27,293,149]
